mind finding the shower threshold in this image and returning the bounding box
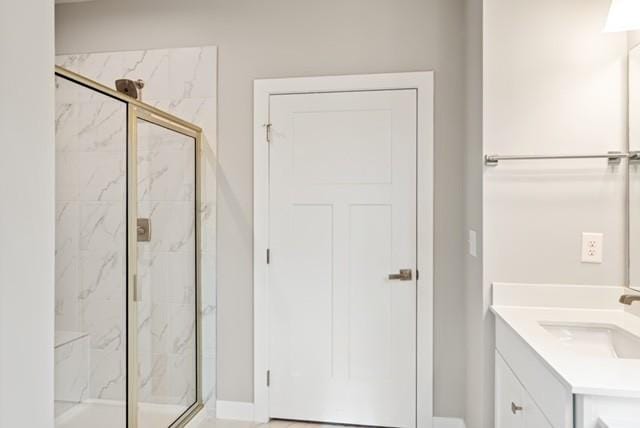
[55,399,190,428]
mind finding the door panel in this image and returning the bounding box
[135,119,198,428]
[523,393,552,428]
[268,90,417,427]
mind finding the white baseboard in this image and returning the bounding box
[213,403,464,428]
[433,417,466,428]
[215,400,255,421]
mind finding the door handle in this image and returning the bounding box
[388,269,412,281]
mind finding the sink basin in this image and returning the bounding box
[540,323,640,359]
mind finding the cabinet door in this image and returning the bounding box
[523,392,552,428]
[496,352,524,428]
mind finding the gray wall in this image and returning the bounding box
[463,1,484,428]
[482,0,628,426]
[56,0,469,417]
[1,0,55,426]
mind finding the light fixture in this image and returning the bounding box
[604,0,640,32]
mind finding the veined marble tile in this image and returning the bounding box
[79,250,124,302]
[55,101,79,151]
[55,74,81,104]
[80,297,124,352]
[56,152,80,201]
[150,353,169,401]
[58,52,126,93]
[55,334,89,403]
[121,49,170,102]
[137,147,195,203]
[140,202,195,254]
[90,349,126,400]
[56,202,80,265]
[79,202,125,251]
[169,47,217,100]
[150,303,171,356]
[136,246,169,304]
[167,251,196,304]
[77,151,126,202]
[169,303,196,356]
[77,100,127,152]
[55,202,81,331]
[168,351,197,405]
[137,355,154,402]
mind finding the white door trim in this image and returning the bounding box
[253,72,434,428]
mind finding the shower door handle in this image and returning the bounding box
[137,218,151,242]
[388,269,412,281]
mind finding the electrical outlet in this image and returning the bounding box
[581,232,603,264]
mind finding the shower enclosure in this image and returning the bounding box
[54,67,202,428]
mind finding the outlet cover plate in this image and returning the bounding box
[581,232,603,264]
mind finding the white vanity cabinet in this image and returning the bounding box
[492,283,640,428]
[496,352,551,428]
[495,317,573,428]
[495,315,640,428]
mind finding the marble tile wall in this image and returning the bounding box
[55,74,128,406]
[54,332,89,415]
[55,46,217,413]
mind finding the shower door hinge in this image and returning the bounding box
[267,370,271,387]
[265,123,272,143]
[266,248,271,264]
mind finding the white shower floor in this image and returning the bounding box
[56,399,190,428]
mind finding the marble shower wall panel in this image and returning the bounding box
[54,75,128,404]
[54,334,89,406]
[56,46,218,411]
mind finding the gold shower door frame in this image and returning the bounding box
[55,66,204,428]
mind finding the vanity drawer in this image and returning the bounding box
[496,318,573,428]
[496,351,551,428]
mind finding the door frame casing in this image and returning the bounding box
[253,72,434,428]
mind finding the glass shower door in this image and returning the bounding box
[133,114,199,428]
[54,74,128,428]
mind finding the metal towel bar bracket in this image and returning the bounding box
[485,151,640,166]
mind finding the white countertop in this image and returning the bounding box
[492,283,640,398]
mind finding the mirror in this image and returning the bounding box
[629,44,640,291]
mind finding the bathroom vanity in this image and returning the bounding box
[492,283,640,428]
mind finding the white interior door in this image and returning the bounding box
[268,89,418,428]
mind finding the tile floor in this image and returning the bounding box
[192,419,356,428]
[56,400,189,428]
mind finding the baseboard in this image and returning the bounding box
[433,417,466,428]
[213,404,463,427]
[215,400,255,421]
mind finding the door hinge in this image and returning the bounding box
[265,123,272,143]
[266,248,270,264]
[266,370,271,387]
[416,269,420,280]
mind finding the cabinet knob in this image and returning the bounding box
[511,402,523,415]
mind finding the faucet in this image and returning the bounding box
[619,294,640,305]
